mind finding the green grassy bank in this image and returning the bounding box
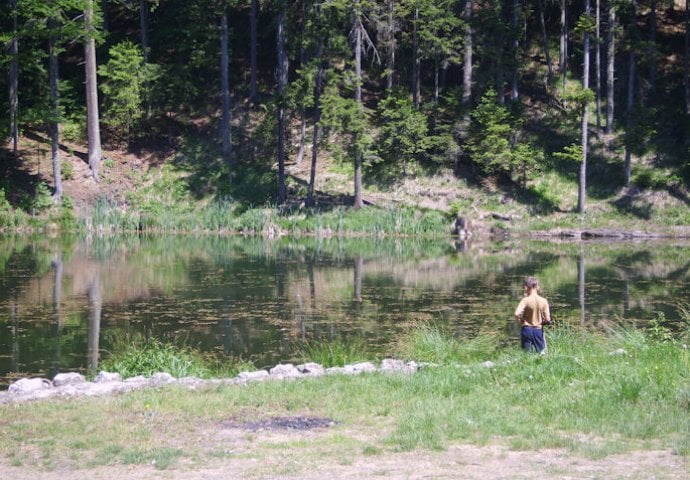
[1,324,687,473]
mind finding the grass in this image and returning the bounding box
[1,324,687,474]
[100,335,253,380]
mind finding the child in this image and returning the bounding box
[514,276,551,353]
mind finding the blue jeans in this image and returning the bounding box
[521,326,545,353]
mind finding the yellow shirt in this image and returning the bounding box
[515,292,550,328]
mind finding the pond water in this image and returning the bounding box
[1,235,689,388]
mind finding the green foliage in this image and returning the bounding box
[375,93,430,173]
[632,167,682,191]
[100,335,252,380]
[393,323,500,364]
[98,40,159,141]
[467,89,544,180]
[297,336,372,368]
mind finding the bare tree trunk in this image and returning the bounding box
[354,15,363,209]
[250,0,258,102]
[307,39,324,208]
[386,0,395,90]
[85,0,102,181]
[606,3,615,134]
[49,28,62,202]
[9,0,19,156]
[139,0,149,64]
[139,0,151,117]
[624,1,637,186]
[220,11,233,170]
[434,55,440,106]
[537,0,553,83]
[496,5,505,104]
[277,3,288,204]
[578,0,591,213]
[412,7,421,108]
[685,0,690,115]
[560,0,568,88]
[594,0,601,138]
[295,0,307,167]
[462,0,473,109]
[649,0,657,95]
[510,0,519,100]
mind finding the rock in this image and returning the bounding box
[380,359,418,374]
[482,361,496,368]
[9,378,53,395]
[269,364,302,378]
[94,371,122,383]
[347,362,377,373]
[237,370,270,382]
[53,372,86,387]
[150,372,176,386]
[296,362,325,376]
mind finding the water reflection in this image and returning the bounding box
[0,235,688,387]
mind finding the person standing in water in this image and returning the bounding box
[514,276,551,353]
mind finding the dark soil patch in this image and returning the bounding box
[221,416,337,432]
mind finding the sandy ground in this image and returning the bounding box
[2,444,686,480]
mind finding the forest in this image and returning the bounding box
[1,0,689,230]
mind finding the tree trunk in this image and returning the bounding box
[85,0,102,181]
[510,0,519,100]
[649,0,657,95]
[496,5,505,104]
[412,7,420,108]
[606,3,615,134]
[250,0,258,102]
[537,0,553,83]
[295,0,307,167]
[276,3,288,205]
[8,0,19,156]
[49,29,62,202]
[462,0,473,109]
[685,0,690,115]
[434,55,440,106]
[624,1,637,186]
[307,39,324,208]
[220,11,233,170]
[595,0,601,136]
[578,0,591,213]
[560,0,568,88]
[139,0,149,64]
[354,15,363,209]
[386,0,395,90]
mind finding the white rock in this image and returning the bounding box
[94,371,122,383]
[269,364,301,378]
[237,370,269,382]
[8,378,53,395]
[53,372,86,387]
[296,362,325,376]
[344,362,377,373]
[150,372,176,386]
[609,348,628,356]
[380,359,418,374]
[482,361,496,369]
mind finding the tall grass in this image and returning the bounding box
[100,336,252,379]
[296,336,373,368]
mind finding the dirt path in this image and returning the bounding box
[2,445,686,480]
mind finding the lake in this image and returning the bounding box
[1,234,689,388]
